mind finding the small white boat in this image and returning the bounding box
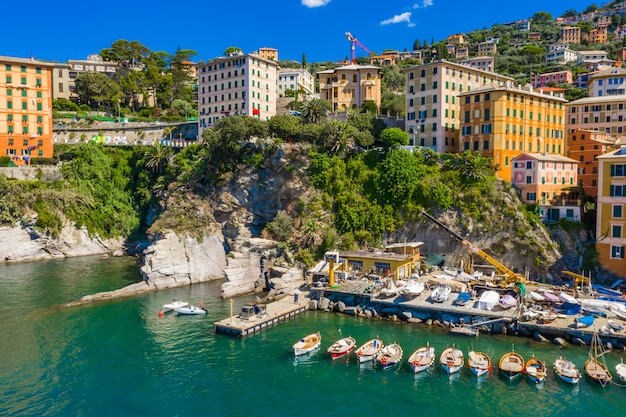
[327,336,356,360]
[431,284,451,303]
[377,343,403,369]
[355,338,383,363]
[440,345,464,375]
[585,331,612,387]
[616,359,626,382]
[467,351,491,377]
[380,279,399,298]
[174,305,206,315]
[400,279,425,297]
[554,356,581,384]
[526,356,547,384]
[559,292,578,304]
[293,332,322,356]
[528,291,545,302]
[407,344,435,373]
[608,319,625,331]
[163,299,189,312]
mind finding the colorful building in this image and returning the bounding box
[596,147,626,277]
[511,153,578,206]
[587,67,626,97]
[567,129,616,199]
[458,83,567,182]
[561,26,581,44]
[317,64,381,111]
[531,70,573,88]
[566,95,626,141]
[0,56,54,165]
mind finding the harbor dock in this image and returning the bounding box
[214,291,309,337]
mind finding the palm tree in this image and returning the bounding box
[144,142,172,174]
[459,151,493,184]
[301,99,330,124]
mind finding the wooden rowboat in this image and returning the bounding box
[355,338,383,363]
[467,351,491,377]
[292,332,322,356]
[327,336,356,360]
[525,356,547,383]
[499,350,525,380]
[407,343,435,373]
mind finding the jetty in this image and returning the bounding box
[214,290,309,337]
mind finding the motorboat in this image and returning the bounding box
[440,345,464,375]
[498,350,525,380]
[377,343,403,369]
[355,338,383,363]
[525,356,547,384]
[467,351,491,377]
[554,356,581,384]
[407,344,435,373]
[431,284,451,303]
[293,332,322,356]
[174,305,206,315]
[162,299,189,312]
[327,336,356,360]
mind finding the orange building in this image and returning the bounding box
[0,56,54,165]
[566,129,616,200]
[459,83,567,182]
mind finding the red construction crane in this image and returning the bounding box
[345,32,372,63]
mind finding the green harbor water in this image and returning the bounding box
[1,256,625,416]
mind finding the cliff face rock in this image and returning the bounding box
[0,223,124,264]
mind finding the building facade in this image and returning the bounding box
[278,68,315,96]
[531,70,573,88]
[477,41,497,57]
[0,56,54,165]
[457,57,494,73]
[317,64,381,111]
[566,95,626,140]
[458,83,567,182]
[561,26,581,44]
[567,129,616,199]
[587,67,626,97]
[545,44,578,65]
[404,60,514,154]
[197,51,278,135]
[511,153,578,205]
[52,55,118,103]
[596,147,626,277]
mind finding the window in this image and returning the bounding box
[613,225,622,238]
[611,245,624,259]
[611,164,626,176]
[611,185,624,197]
[526,193,536,201]
[526,176,532,184]
[613,205,623,218]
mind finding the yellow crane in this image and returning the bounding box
[561,270,592,294]
[421,211,526,288]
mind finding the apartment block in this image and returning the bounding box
[477,41,497,57]
[561,26,581,44]
[458,83,567,182]
[197,51,278,135]
[257,47,278,61]
[457,57,494,73]
[278,68,315,96]
[531,70,573,88]
[511,153,578,207]
[567,129,616,199]
[596,147,626,277]
[587,67,626,97]
[317,64,381,111]
[0,56,54,165]
[52,55,117,103]
[545,44,577,65]
[587,26,608,44]
[404,60,513,154]
[566,95,626,140]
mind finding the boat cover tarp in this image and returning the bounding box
[456,292,471,303]
[425,276,467,292]
[562,302,581,315]
[576,315,595,327]
[478,290,500,311]
[543,292,560,302]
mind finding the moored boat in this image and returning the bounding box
[525,356,547,383]
[355,338,383,363]
[440,345,464,375]
[553,356,581,384]
[163,299,189,312]
[467,351,491,377]
[174,305,207,315]
[407,343,435,373]
[292,332,322,356]
[377,343,403,369]
[431,284,451,303]
[327,336,356,360]
[616,359,626,383]
[498,349,525,380]
[585,331,612,387]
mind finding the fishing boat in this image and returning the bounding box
[377,343,403,369]
[431,284,451,303]
[499,294,517,310]
[467,351,492,377]
[292,332,322,356]
[439,345,464,375]
[174,305,207,315]
[553,356,581,384]
[162,299,188,312]
[449,324,478,337]
[498,349,525,380]
[584,331,612,387]
[608,319,625,331]
[407,343,435,373]
[525,356,547,383]
[575,315,595,328]
[616,359,626,382]
[327,336,356,360]
[355,338,383,363]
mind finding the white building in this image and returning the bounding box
[545,44,578,65]
[197,51,278,135]
[278,68,315,97]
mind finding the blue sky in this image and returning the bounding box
[7,0,602,64]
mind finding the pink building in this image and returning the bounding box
[532,71,573,88]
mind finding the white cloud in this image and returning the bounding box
[413,0,433,8]
[380,12,415,27]
[302,0,331,7]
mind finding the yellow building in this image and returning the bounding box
[257,47,278,61]
[0,56,54,165]
[317,64,381,111]
[458,83,567,182]
[596,147,626,277]
[340,242,423,279]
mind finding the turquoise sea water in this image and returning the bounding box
[1,256,625,417]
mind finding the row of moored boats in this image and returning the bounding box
[292,332,626,387]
